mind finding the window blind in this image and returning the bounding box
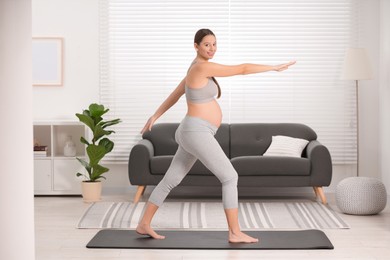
[99,0,358,164]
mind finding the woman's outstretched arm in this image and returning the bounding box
[193,61,296,78]
[141,77,186,134]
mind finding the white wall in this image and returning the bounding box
[359,0,380,179]
[32,0,99,119]
[0,1,35,259]
[32,0,383,195]
[379,0,390,192]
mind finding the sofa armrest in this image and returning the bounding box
[128,139,155,185]
[135,139,154,157]
[306,140,332,186]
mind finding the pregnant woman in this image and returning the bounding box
[136,28,296,243]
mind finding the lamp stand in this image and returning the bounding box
[355,80,359,177]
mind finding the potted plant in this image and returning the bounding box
[75,103,121,202]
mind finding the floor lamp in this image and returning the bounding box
[341,48,373,177]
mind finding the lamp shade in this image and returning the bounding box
[341,48,373,80]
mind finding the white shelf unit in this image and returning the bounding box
[33,121,89,195]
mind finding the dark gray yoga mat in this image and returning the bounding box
[87,229,333,250]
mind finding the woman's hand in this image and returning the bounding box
[274,61,296,72]
[141,115,158,134]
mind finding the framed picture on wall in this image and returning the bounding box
[32,37,63,86]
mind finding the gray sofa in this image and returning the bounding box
[128,122,332,204]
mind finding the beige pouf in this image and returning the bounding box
[336,177,387,215]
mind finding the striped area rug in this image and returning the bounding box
[77,200,349,230]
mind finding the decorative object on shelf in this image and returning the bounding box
[336,177,387,215]
[63,135,77,157]
[34,138,40,147]
[76,103,121,202]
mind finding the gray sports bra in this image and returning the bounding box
[185,78,218,104]
[185,61,218,103]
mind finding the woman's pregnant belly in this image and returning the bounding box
[186,99,222,128]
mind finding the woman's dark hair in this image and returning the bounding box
[194,29,221,99]
[194,28,215,45]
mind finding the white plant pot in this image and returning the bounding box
[81,181,102,203]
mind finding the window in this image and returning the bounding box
[99,0,358,164]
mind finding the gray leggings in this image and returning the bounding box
[148,115,239,209]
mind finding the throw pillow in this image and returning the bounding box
[263,135,309,158]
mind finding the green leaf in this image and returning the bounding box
[89,104,107,119]
[76,172,87,180]
[93,116,103,126]
[91,175,106,182]
[93,175,107,181]
[76,113,95,132]
[82,109,91,117]
[80,136,90,146]
[93,124,111,143]
[76,157,91,176]
[99,118,121,129]
[86,145,106,166]
[90,164,109,181]
[99,138,114,153]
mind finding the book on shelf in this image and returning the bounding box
[34,150,48,157]
[34,151,47,154]
[34,145,48,157]
[34,145,48,151]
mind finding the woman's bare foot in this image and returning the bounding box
[136,223,165,239]
[228,230,259,243]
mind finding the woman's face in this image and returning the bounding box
[195,34,217,60]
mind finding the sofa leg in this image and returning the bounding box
[313,187,318,199]
[134,185,146,204]
[313,186,327,205]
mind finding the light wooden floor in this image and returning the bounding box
[35,190,390,260]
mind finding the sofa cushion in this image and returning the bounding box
[263,135,309,158]
[150,156,214,176]
[230,123,317,158]
[151,155,310,177]
[231,156,311,176]
[143,123,230,157]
